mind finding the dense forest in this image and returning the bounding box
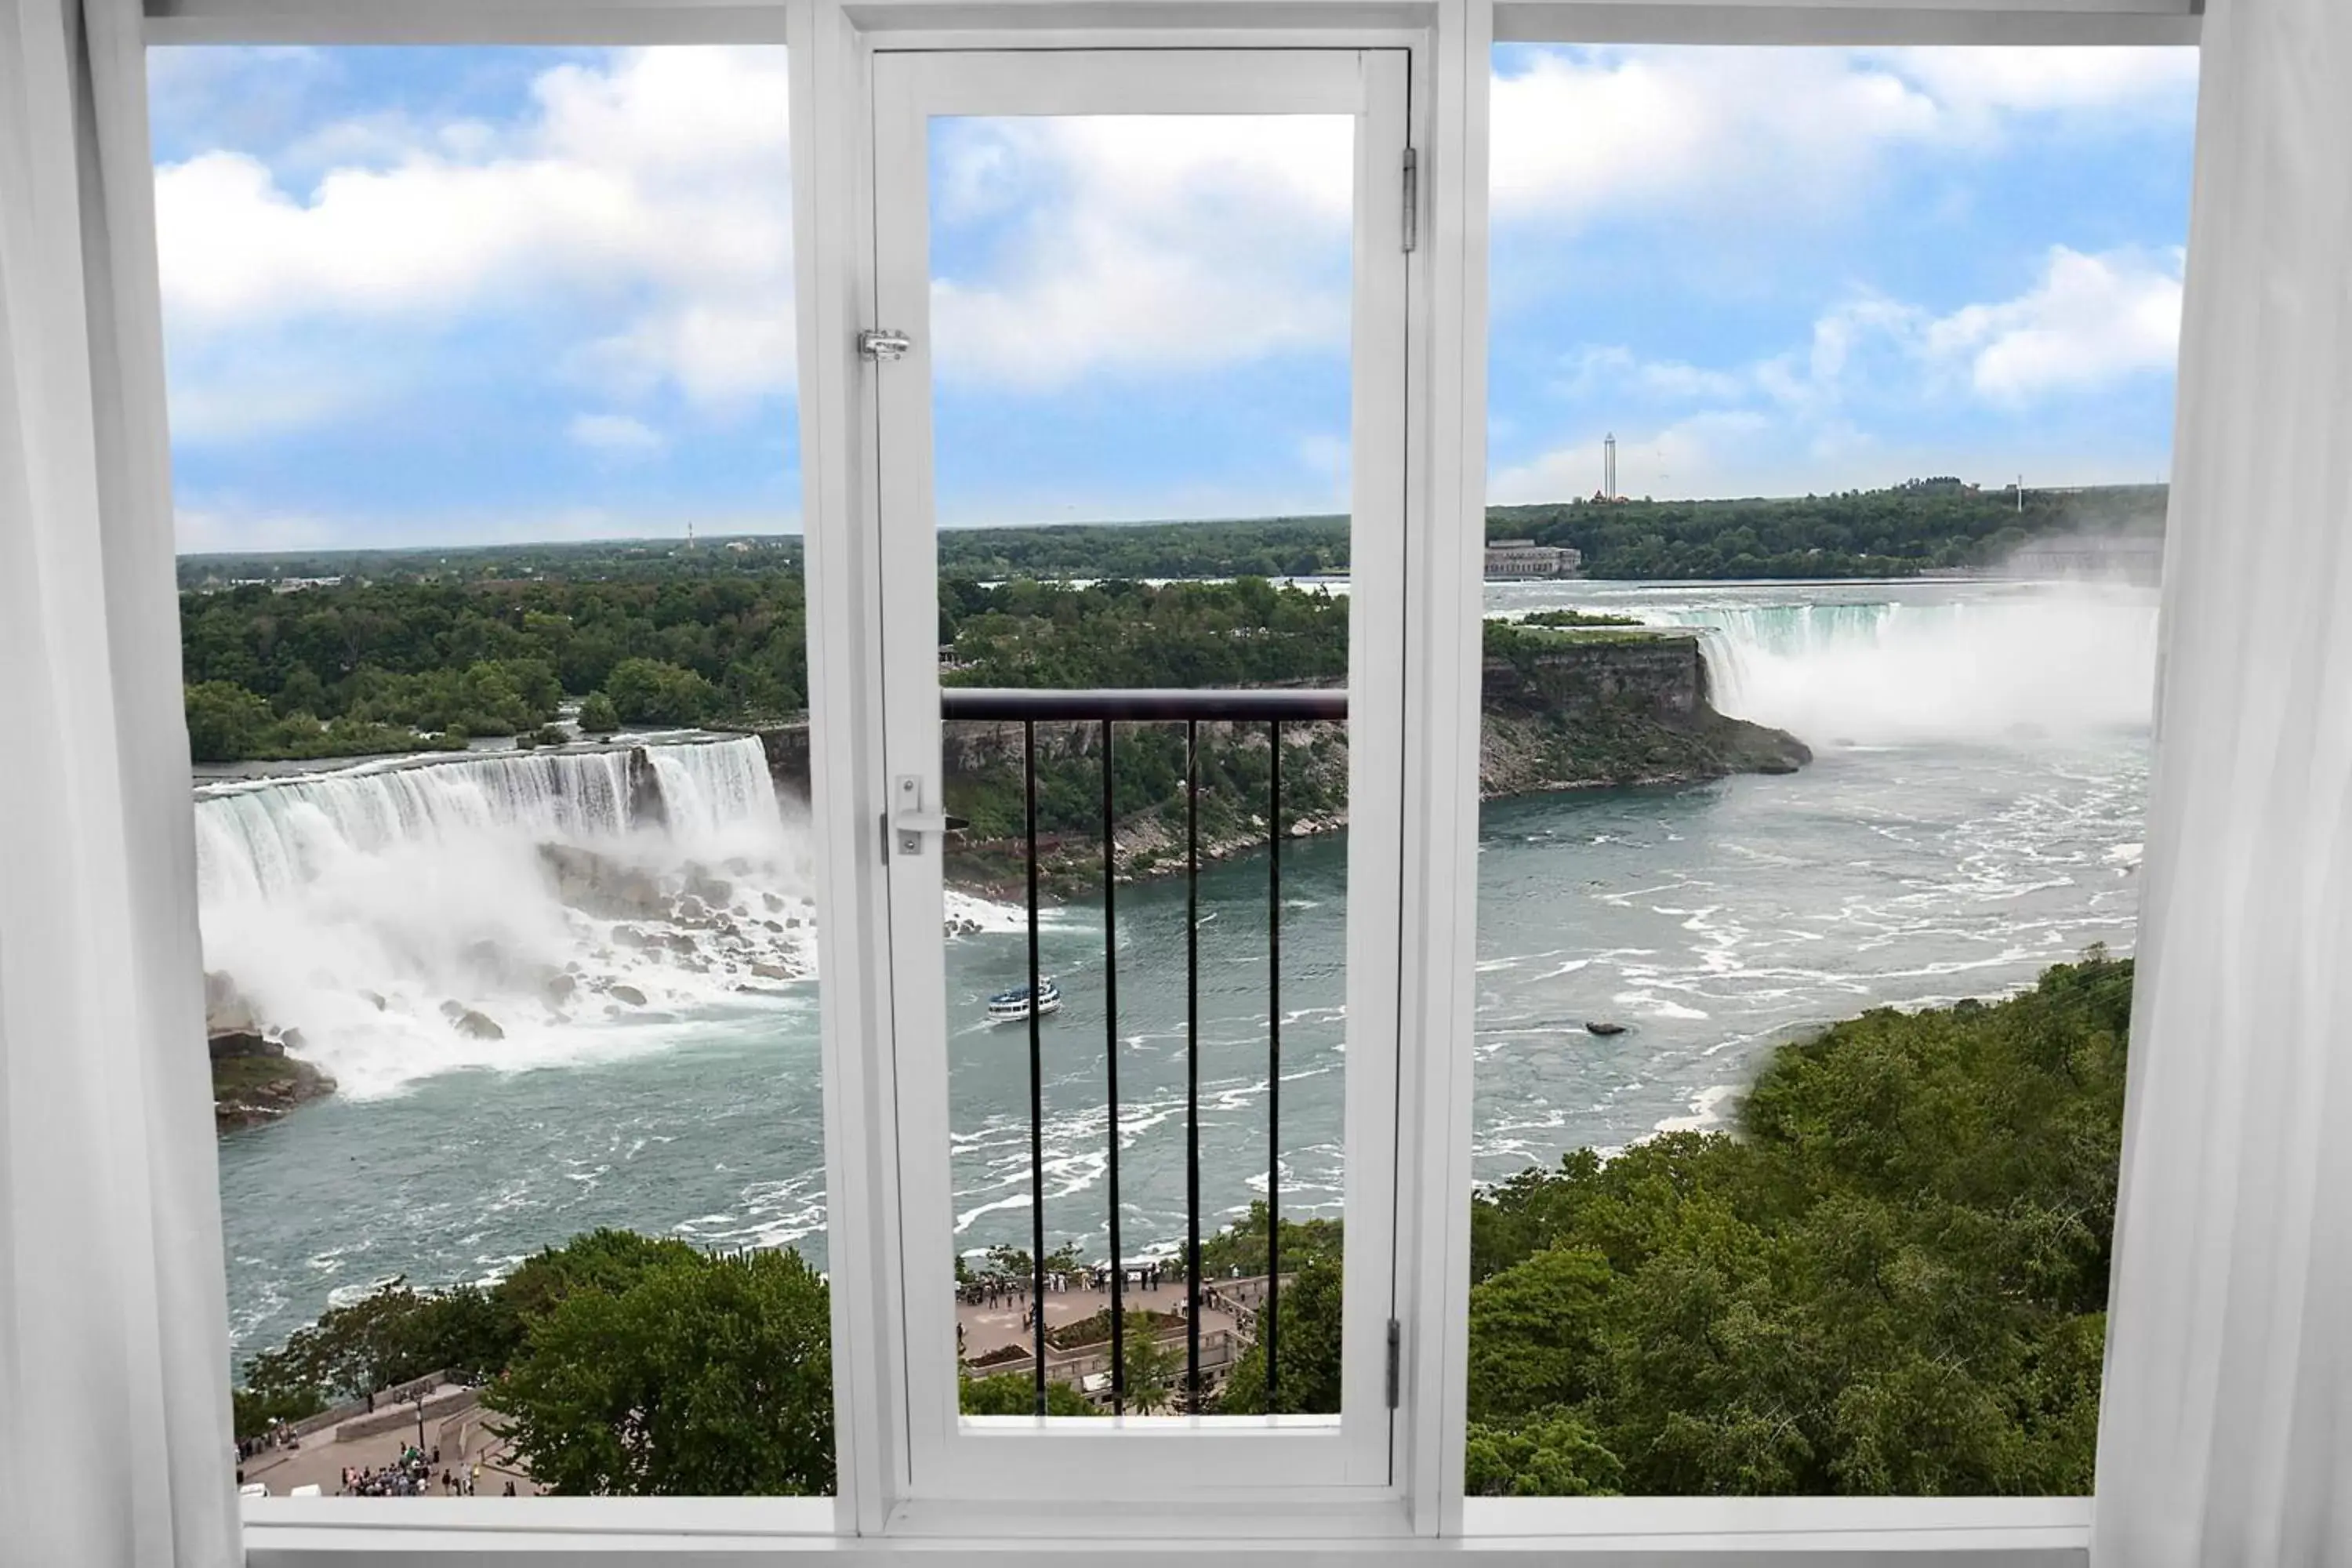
[234,956,2129,1497]
[1487,479,2167,580]
[180,574,1358,762]
[179,480,2165,595]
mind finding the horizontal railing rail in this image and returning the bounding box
[940,686,1347,723]
[942,685,1347,1416]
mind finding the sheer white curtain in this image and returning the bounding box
[0,1,240,1564]
[2094,0,2352,1563]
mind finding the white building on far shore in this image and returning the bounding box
[1483,539,1581,579]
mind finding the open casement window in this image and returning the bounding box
[867,45,1415,1511]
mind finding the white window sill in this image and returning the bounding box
[243,1497,2089,1564]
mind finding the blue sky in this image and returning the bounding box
[150,43,2197,551]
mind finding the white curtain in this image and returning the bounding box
[2093,0,2352,1563]
[0,2,241,1564]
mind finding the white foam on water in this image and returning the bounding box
[1653,1083,1740,1135]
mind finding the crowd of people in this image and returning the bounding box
[341,1444,435,1497]
[335,1443,517,1497]
[959,1261,1176,1309]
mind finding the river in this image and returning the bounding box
[204,576,2154,1364]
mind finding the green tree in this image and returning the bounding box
[1217,1258,1345,1415]
[602,658,719,726]
[490,1229,703,1338]
[240,1279,454,1407]
[1457,956,2133,1497]
[1465,1410,1624,1497]
[184,681,275,763]
[1465,1244,1613,1420]
[488,1249,833,1496]
[1194,1201,1344,1278]
[1116,1315,1183,1414]
[576,691,620,733]
[959,1374,1100,1416]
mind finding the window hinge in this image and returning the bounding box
[1401,148,1418,254]
[1385,1318,1402,1407]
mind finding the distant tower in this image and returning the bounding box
[2016,475,2024,516]
[686,521,697,550]
[1604,434,1618,502]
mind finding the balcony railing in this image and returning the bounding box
[939,686,1348,1416]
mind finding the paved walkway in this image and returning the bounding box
[240,1400,542,1499]
[957,1276,1250,1361]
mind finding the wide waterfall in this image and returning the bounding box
[194,738,818,1098]
[1647,586,2161,745]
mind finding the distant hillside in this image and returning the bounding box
[1488,481,2167,580]
[176,482,2166,589]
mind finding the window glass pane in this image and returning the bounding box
[156,44,830,1498]
[922,111,1356,1418]
[1468,42,2193,1497]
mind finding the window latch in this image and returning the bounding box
[858,328,913,362]
[890,775,966,856]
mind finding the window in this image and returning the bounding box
[158,42,833,1500]
[6,1,2256,1559]
[1465,41,2193,1498]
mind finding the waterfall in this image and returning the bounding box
[1639,588,2161,745]
[196,747,641,904]
[193,739,818,1098]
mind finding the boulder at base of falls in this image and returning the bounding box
[608,984,648,1007]
[439,1002,506,1040]
[1584,1020,1628,1037]
[211,1028,336,1134]
[537,842,670,920]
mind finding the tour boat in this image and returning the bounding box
[987,978,1061,1022]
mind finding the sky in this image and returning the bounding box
[149,43,2198,552]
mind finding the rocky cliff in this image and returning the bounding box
[207,972,336,1132]
[755,633,1809,895]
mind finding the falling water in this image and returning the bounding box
[1642,588,2161,744]
[193,739,818,1098]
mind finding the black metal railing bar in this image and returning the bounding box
[1101,716,1125,1415]
[1185,717,1203,1406]
[1025,719,1048,1413]
[1265,717,1282,1402]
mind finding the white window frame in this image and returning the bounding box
[116,0,2201,1563]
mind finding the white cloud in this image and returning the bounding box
[1554,346,1750,405]
[1925,245,2184,402]
[1878,46,2200,119]
[929,114,1355,389]
[1491,49,1939,224]
[1490,45,2195,227]
[1494,245,2182,501]
[568,412,667,457]
[154,46,796,441]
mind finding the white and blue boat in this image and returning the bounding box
[986,978,1061,1022]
